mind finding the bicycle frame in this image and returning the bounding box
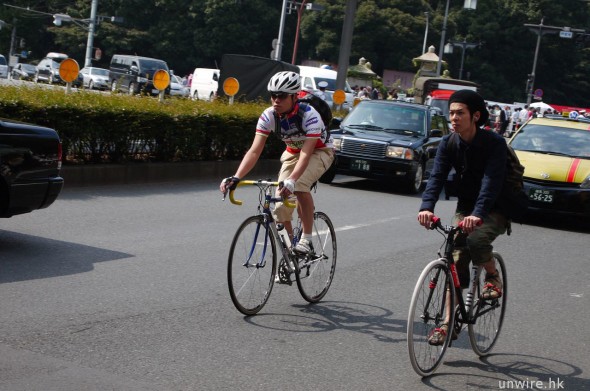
[431,220,500,333]
[228,180,298,273]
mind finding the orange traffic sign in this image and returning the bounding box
[59,58,79,83]
[153,69,170,90]
[333,89,346,105]
[223,77,240,96]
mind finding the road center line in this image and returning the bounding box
[336,217,401,232]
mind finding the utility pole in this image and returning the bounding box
[84,0,98,67]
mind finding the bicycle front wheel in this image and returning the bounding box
[295,211,337,303]
[227,215,277,316]
[407,259,455,377]
[468,252,507,356]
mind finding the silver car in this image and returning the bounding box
[80,67,110,90]
[0,55,8,79]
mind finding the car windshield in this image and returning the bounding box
[510,123,590,158]
[342,103,426,135]
[91,68,109,76]
[139,59,168,72]
[312,77,353,93]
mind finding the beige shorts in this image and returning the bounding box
[273,148,334,222]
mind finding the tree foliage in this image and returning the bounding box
[0,0,588,105]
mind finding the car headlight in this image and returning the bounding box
[138,76,148,83]
[386,146,414,160]
[333,138,342,151]
[581,175,590,189]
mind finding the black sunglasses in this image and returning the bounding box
[270,92,291,100]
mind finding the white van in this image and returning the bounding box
[190,68,219,101]
[297,65,355,110]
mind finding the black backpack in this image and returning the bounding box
[444,132,528,222]
[274,93,333,137]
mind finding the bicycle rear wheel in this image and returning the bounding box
[407,259,455,377]
[468,252,507,356]
[295,211,337,303]
[227,215,277,316]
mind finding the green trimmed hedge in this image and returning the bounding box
[0,85,346,165]
[0,85,280,164]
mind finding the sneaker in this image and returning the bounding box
[481,272,503,300]
[293,238,313,255]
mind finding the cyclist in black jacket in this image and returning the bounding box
[418,90,507,299]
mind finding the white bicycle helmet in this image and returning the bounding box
[267,71,301,94]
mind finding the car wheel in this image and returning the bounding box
[406,162,424,194]
[89,81,94,90]
[193,90,199,100]
[111,81,118,92]
[128,82,136,95]
[48,74,54,84]
[34,74,39,83]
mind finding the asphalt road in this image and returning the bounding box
[1,176,589,391]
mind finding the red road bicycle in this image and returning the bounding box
[407,216,507,377]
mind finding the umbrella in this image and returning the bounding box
[529,102,555,112]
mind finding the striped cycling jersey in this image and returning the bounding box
[256,102,332,153]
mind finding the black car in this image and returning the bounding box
[11,63,36,81]
[321,100,450,193]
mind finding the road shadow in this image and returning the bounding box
[517,211,590,233]
[422,352,587,390]
[243,300,407,344]
[0,230,133,283]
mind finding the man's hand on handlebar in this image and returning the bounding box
[417,210,435,229]
[220,176,240,196]
[459,215,482,234]
[278,178,295,198]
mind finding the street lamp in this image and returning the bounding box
[444,38,480,79]
[291,1,324,64]
[523,18,584,104]
[4,1,122,68]
[436,0,477,76]
[422,12,429,55]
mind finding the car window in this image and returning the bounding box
[511,123,590,157]
[342,103,426,135]
[92,68,109,76]
[0,56,6,66]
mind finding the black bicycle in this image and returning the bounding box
[407,216,507,377]
[224,180,337,316]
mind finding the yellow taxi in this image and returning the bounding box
[509,115,590,216]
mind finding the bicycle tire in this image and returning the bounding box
[295,211,337,303]
[468,252,507,356]
[407,259,456,377]
[227,215,277,315]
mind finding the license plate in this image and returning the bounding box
[529,188,554,203]
[351,159,370,172]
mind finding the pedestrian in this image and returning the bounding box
[316,80,328,101]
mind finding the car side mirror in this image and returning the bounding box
[213,74,219,81]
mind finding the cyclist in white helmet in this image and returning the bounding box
[220,71,334,255]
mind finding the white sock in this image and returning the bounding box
[302,234,313,241]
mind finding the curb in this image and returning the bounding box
[61,160,282,188]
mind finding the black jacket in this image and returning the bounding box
[420,128,508,218]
